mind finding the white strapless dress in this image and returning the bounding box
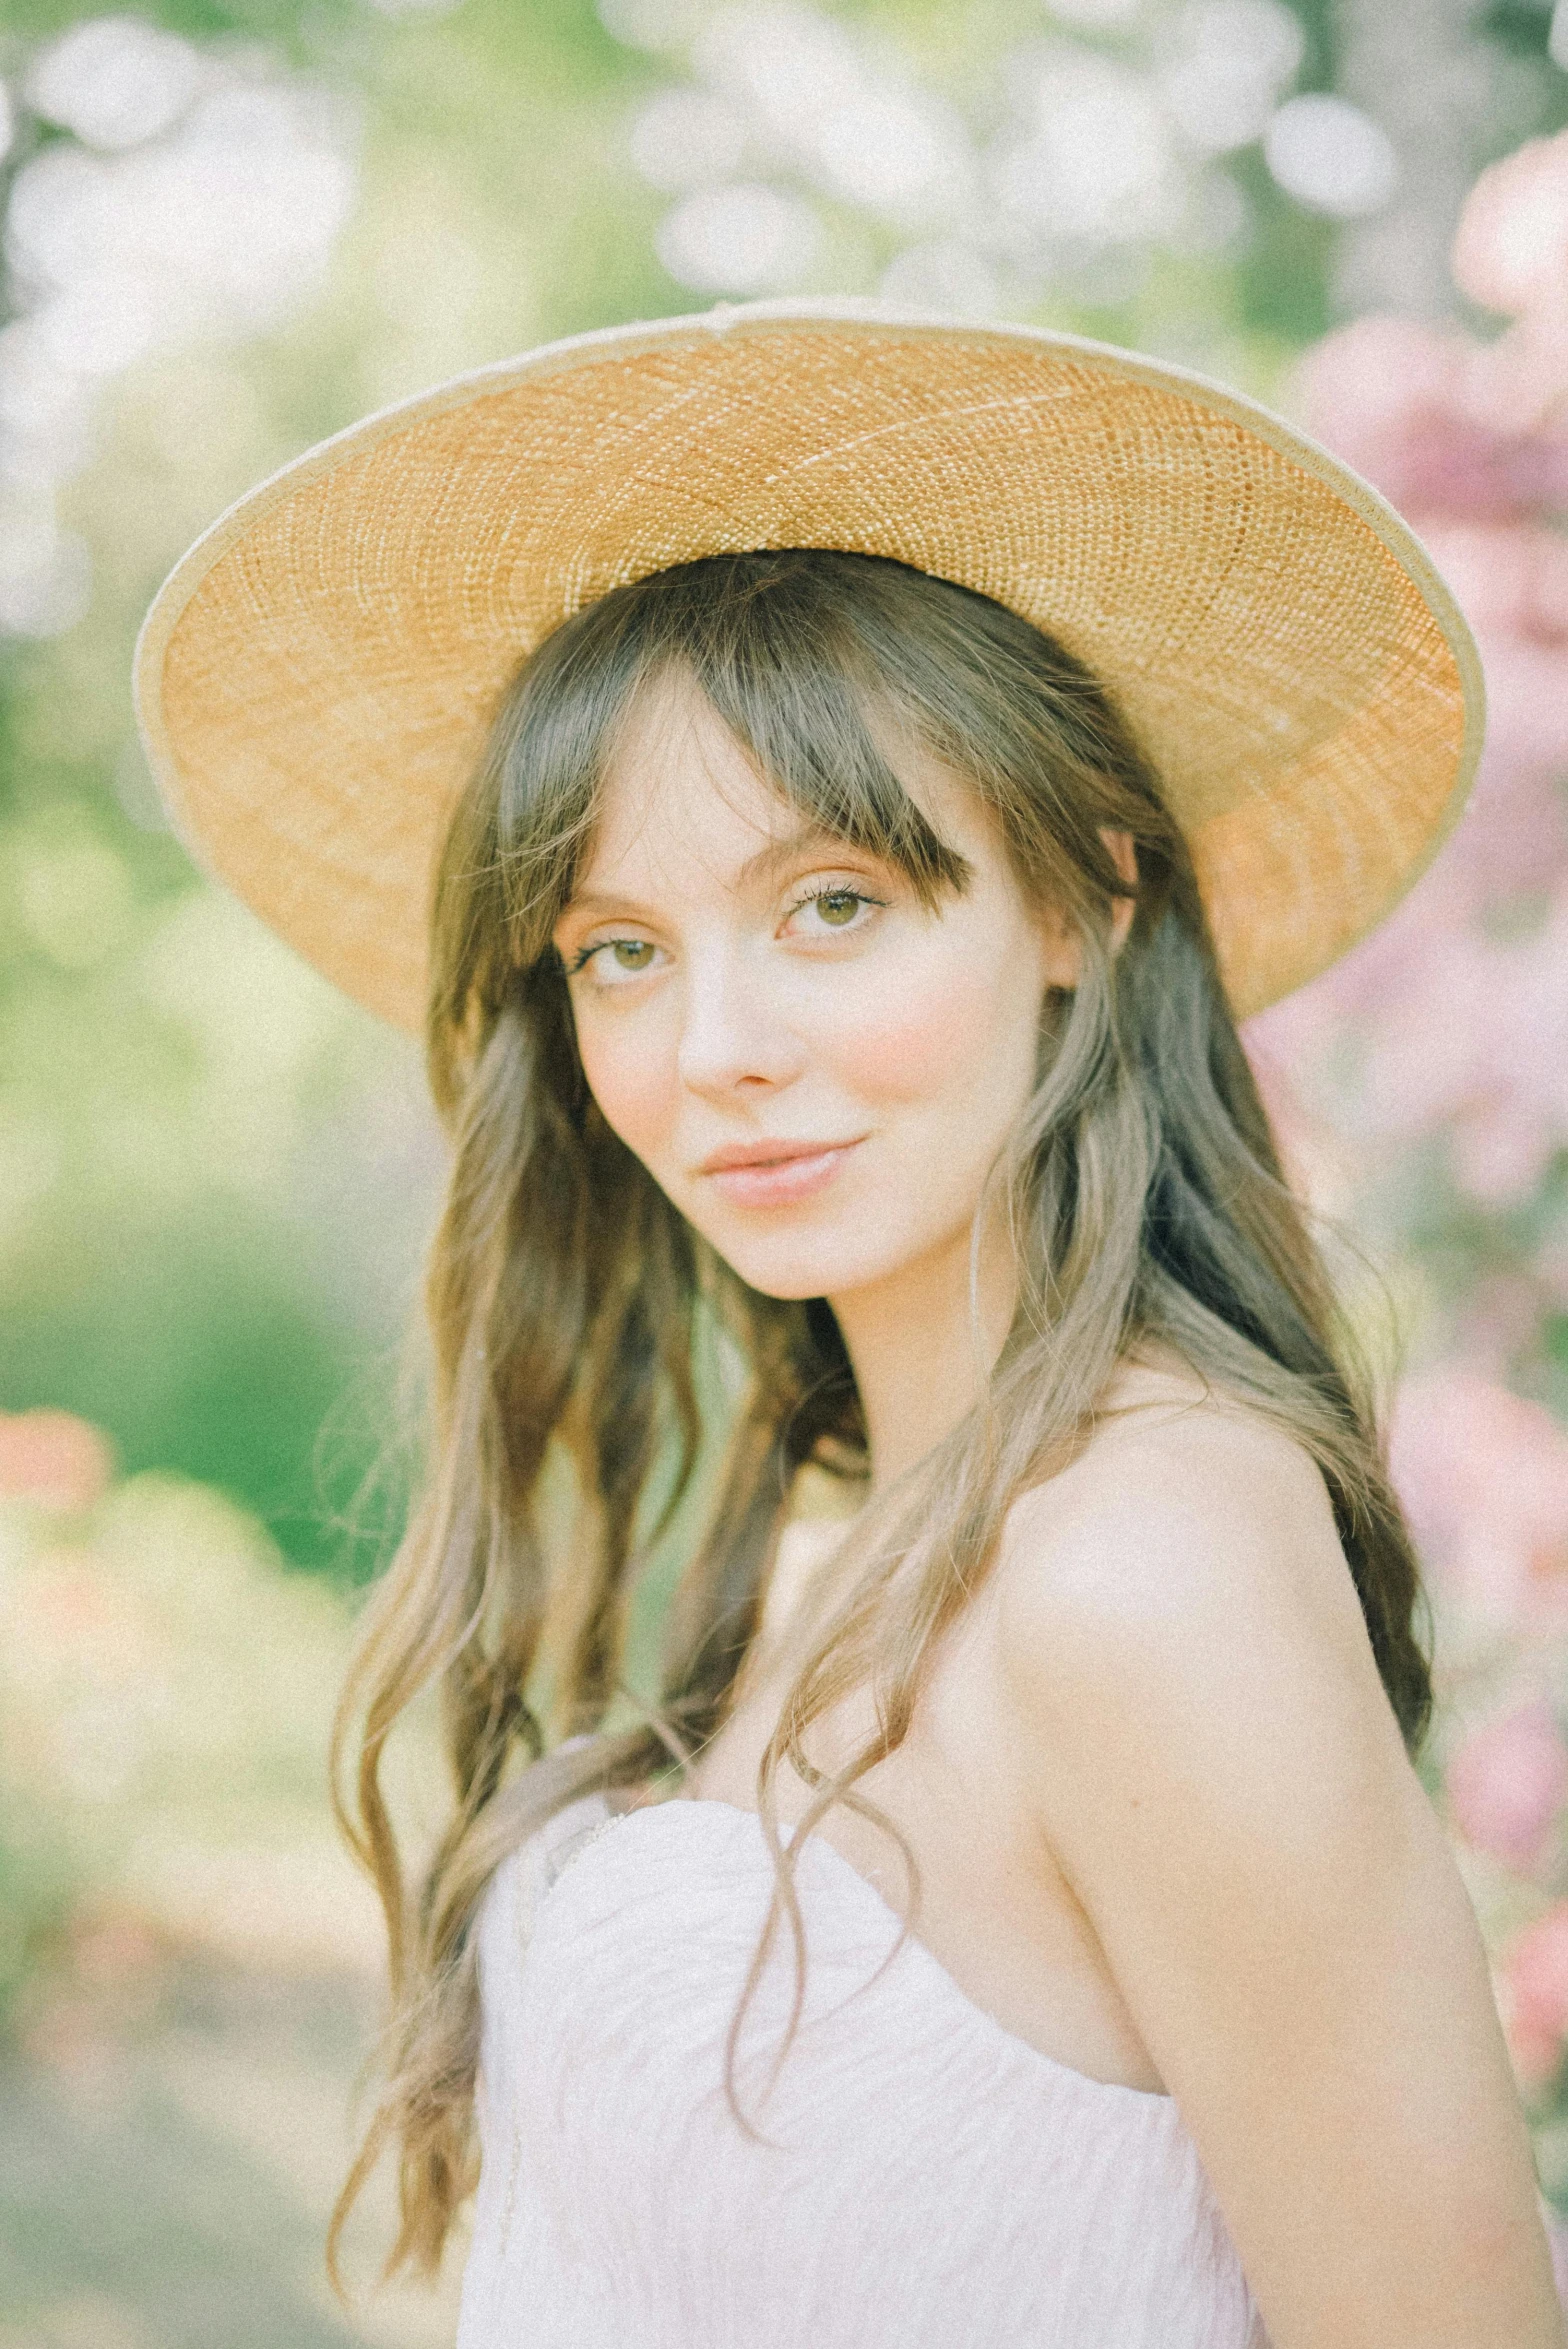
[455,1791,1271,2348]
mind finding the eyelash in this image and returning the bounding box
[780,882,887,932]
[563,883,888,979]
[562,935,664,985]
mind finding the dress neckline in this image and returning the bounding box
[533,1789,1176,2113]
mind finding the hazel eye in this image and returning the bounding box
[565,936,663,986]
[784,884,883,940]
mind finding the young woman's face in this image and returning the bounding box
[551,666,1080,1306]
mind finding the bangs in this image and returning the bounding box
[491,552,974,971]
[679,640,972,908]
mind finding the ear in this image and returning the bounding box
[1036,828,1140,989]
[1102,828,1138,957]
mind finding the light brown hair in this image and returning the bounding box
[327,547,1432,2291]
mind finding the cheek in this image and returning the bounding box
[828,939,1041,1114]
[573,1012,677,1153]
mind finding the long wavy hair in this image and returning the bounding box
[326,546,1433,2292]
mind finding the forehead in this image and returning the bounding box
[585,667,788,877]
[572,664,981,898]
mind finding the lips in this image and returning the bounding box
[697,1136,860,1173]
[695,1134,866,1207]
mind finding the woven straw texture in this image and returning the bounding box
[133,299,1484,1031]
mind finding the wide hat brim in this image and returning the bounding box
[133,295,1484,1032]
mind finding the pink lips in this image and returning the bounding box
[697,1135,866,1208]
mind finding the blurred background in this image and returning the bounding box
[4,0,1568,2338]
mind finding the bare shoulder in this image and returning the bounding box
[994,1357,1365,1680]
[989,1355,1414,1905]
[987,1364,1565,2345]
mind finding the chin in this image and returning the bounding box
[702,1226,908,1305]
[729,1263,846,1303]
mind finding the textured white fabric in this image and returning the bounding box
[456,1793,1271,2348]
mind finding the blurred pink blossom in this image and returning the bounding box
[1291,313,1568,519]
[1273,133,1568,1214]
[1351,891,1568,1204]
[1388,1370,1568,1624]
[1447,1698,1568,1872]
[0,1409,114,1512]
[1454,127,1568,327]
[1500,1901,1568,2089]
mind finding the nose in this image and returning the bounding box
[676,938,804,1099]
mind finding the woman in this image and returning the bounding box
[135,302,1564,2348]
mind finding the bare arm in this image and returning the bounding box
[994,1408,1566,2349]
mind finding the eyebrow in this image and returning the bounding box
[557,820,868,924]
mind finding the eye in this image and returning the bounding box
[782,884,885,939]
[565,937,664,987]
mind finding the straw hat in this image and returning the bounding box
[133,295,1483,1032]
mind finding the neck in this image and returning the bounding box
[827,1217,1016,1498]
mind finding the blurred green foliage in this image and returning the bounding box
[0,0,674,1573]
[0,1470,450,2025]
